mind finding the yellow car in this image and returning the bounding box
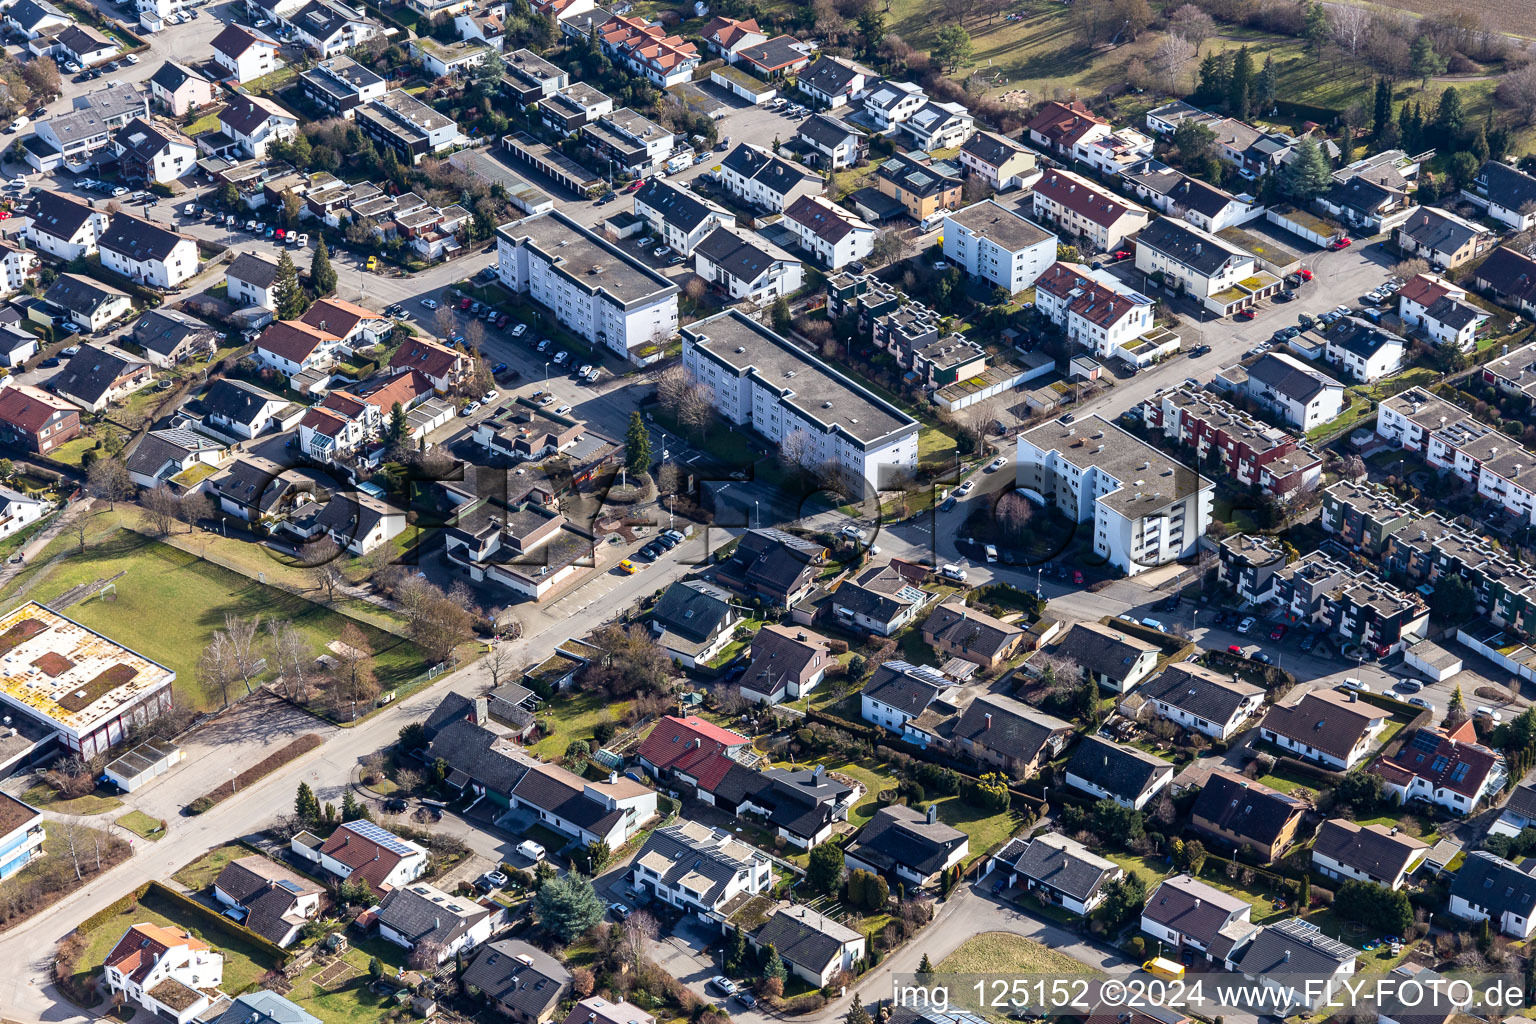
[365,255,378,271]
[617,559,637,575]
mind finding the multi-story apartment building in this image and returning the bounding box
[355,90,459,165]
[597,13,699,86]
[1144,386,1323,497]
[1217,532,1286,606]
[1032,168,1149,251]
[581,107,673,176]
[681,310,919,491]
[874,151,963,227]
[496,210,679,364]
[941,200,1055,295]
[717,142,820,213]
[1032,261,1157,363]
[632,179,731,257]
[298,55,386,118]
[958,130,1039,192]
[1015,414,1212,576]
[782,195,875,269]
[1267,550,1428,655]
[1133,216,1279,317]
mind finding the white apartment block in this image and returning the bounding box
[496,211,679,364]
[682,310,919,492]
[1016,414,1212,576]
[782,195,874,270]
[1033,261,1156,361]
[942,200,1056,295]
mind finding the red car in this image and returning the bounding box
[496,313,511,329]
[1227,644,1243,654]
[626,179,644,192]
[1072,570,1084,584]
[1112,250,1132,261]
[1329,237,1353,250]
[1297,268,1314,281]
[1374,644,1391,658]
[1235,309,1256,321]
[458,296,472,310]
[1270,625,1286,641]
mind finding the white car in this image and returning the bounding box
[577,364,592,377]
[481,390,499,403]
[511,323,527,337]
[123,52,139,64]
[956,480,973,496]
[61,345,80,356]
[987,456,1006,471]
[839,525,866,541]
[553,404,572,415]
[5,116,27,133]
[1475,705,1503,722]
[553,351,569,365]
[460,401,481,417]
[296,233,309,248]
[1236,616,1256,634]
[1341,677,1370,692]
[939,563,968,582]
[420,298,439,310]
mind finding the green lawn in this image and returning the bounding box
[938,930,1104,976]
[20,781,123,816]
[1303,908,1414,973]
[17,530,429,711]
[183,109,223,136]
[529,688,628,760]
[47,434,100,468]
[171,842,249,891]
[72,888,279,998]
[116,810,167,842]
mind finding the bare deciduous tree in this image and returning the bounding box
[434,305,457,339]
[222,613,264,696]
[179,490,212,530]
[1497,62,1536,126]
[86,458,133,509]
[1150,34,1197,94]
[198,631,239,708]
[1166,4,1214,52]
[267,619,314,703]
[485,641,513,688]
[1330,4,1371,63]
[140,485,180,537]
[620,910,658,973]
[306,537,346,603]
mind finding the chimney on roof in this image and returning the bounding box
[926,804,938,824]
[984,712,992,730]
[609,771,618,784]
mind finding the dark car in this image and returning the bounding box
[939,497,956,512]
[383,796,407,812]
[491,362,509,375]
[1273,290,1295,303]
[1299,633,1317,652]
[734,993,757,1009]
[38,357,59,368]
[1249,651,1272,664]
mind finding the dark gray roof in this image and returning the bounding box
[53,344,144,405]
[1064,735,1172,804]
[423,691,476,738]
[634,178,722,234]
[1323,175,1401,216]
[44,273,127,317]
[201,378,283,427]
[227,250,281,289]
[1448,850,1536,921]
[875,152,962,199]
[736,34,807,70]
[651,579,736,644]
[1505,782,1536,822]
[1326,316,1404,360]
[1311,819,1426,882]
[952,693,1072,763]
[844,804,966,875]
[429,715,531,795]
[719,143,818,196]
[149,60,206,94]
[862,660,945,716]
[132,307,217,358]
[1007,832,1119,902]
[1140,663,1261,728]
[464,940,571,1017]
[799,56,862,96]
[695,227,795,285]
[115,118,191,164]
[1397,207,1484,253]
[960,130,1028,168]
[1232,917,1357,977]
[1477,161,1536,212]
[125,426,222,481]
[375,882,488,949]
[27,190,99,242]
[750,766,852,839]
[631,820,766,906]
[1142,874,1251,945]
[1134,217,1245,276]
[921,601,1022,660]
[1475,247,1536,306]
[1423,295,1483,330]
[98,214,188,264]
[1191,771,1306,848]
[753,909,860,975]
[1166,176,1237,219]
[510,762,623,835]
[207,993,320,1024]
[1246,351,1339,403]
[798,113,862,150]
[6,0,65,31]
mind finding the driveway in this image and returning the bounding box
[651,914,722,1004]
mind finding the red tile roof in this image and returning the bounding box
[1372,727,1500,799]
[1026,100,1107,148]
[704,15,760,47]
[1035,262,1139,329]
[104,924,207,984]
[1033,169,1138,228]
[258,320,338,364]
[1399,273,1456,308]
[638,715,748,791]
[0,384,75,434]
[389,338,461,381]
[300,297,385,341]
[319,821,411,890]
[299,406,349,437]
[352,370,432,413]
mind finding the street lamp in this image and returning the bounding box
[544,360,550,384]
[230,767,238,794]
[754,501,759,529]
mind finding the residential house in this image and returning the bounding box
[1474,246,1536,318]
[693,226,803,303]
[795,113,865,170]
[1372,727,1504,815]
[209,456,312,525]
[597,13,699,86]
[97,214,198,290]
[630,819,774,913]
[0,239,38,299]
[829,562,929,636]
[717,143,820,213]
[299,55,386,118]
[0,489,46,541]
[1026,100,1109,159]
[874,151,963,226]
[942,200,1055,295]
[902,101,975,152]
[40,274,130,333]
[1397,272,1488,350]
[632,179,731,257]
[1074,126,1154,177]
[409,37,491,77]
[206,993,320,1024]
[284,0,384,57]
[55,25,117,67]
[52,344,151,413]
[1134,217,1277,317]
[209,24,279,83]
[112,118,196,185]
[1032,261,1158,362]
[102,924,224,1024]
[1230,918,1358,1013]
[4,0,69,39]
[226,251,281,310]
[376,881,499,963]
[1229,351,1346,432]
[796,55,871,108]
[539,82,612,135]
[1049,620,1159,692]
[1140,874,1256,962]
[1128,168,1259,233]
[1316,173,1412,234]
[27,82,149,173]
[1064,735,1173,809]
[715,528,825,608]
[1324,316,1407,382]
[561,998,653,1024]
[842,804,967,888]
[201,379,295,439]
[1190,769,1306,862]
[1032,169,1149,251]
[0,384,79,456]
[1258,690,1386,770]
[1137,662,1263,740]
[464,940,571,1024]
[0,323,35,368]
[1145,386,1324,498]
[124,427,225,489]
[1450,851,1536,938]
[860,660,948,736]
[148,61,214,116]
[782,194,875,270]
[1310,819,1429,890]
[739,624,832,705]
[500,49,566,105]
[958,130,1039,192]
[951,692,1073,777]
[724,765,856,848]
[750,907,865,989]
[648,579,743,668]
[211,854,323,947]
[920,601,1024,669]
[991,832,1122,916]
[24,189,109,260]
[296,819,428,892]
[1466,161,1536,231]
[284,489,407,555]
[213,95,299,161]
[132,308,219,368]
[388,338,464,392]
[636,714,750,791]
[1395,207,1494,270]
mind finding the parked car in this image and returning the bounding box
[460,401,481,416]
[1394,678,1422,693]
[481,390,499,403]
[1273,290,1295,302]
[608,902,631,919]
[1299,632,1317,652]
[420,297,439,309]
[6,115,29,133]
[517,839,546,861]
[1236,616,1256,634]
[553,404,571,416]
[1269,625,1286,641]
[1329,237,1353,250]
[735,993,757,1009]
[61,345,80,356]
[709,978,737,997]
[511,323,527,337]
[1249,651,1272,664]
[1407,696,1435,713]
[1341,677,1370,692]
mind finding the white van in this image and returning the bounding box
[1475,705,1503,722]
[1341,677,1370,692]
[985,544,998,563]
[940,563,968,582]
[516,840,546,862]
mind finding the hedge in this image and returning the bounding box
[187,733,324,813]
[146,881,291,966]
[76,882,152,935]
[1101,616,1190,655]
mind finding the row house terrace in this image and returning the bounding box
[1270,550,1429,655]
[1143,385,1322,497]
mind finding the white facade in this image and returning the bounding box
[1034,262,1156,360]
[942,200,1055,295]
[0,246,39,296]
[213,34,278,83]
[784,196,874,269]
[1073,127,1154,176]
[100,234,198,289]
[682,310,919,490]
[496,212,679,364]
[1326,327,1406,382]
[862,80,926,128]
[694,232,803,304]
[25,199,108,261]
